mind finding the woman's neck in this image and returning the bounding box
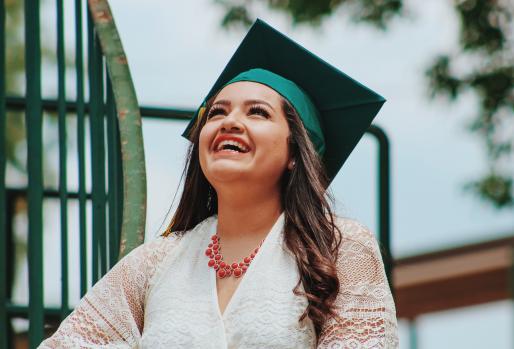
[215,185,283,241]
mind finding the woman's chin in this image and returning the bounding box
[206,162,251,182]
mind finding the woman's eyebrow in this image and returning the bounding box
[212,99,231,106]
[244,99,275,111]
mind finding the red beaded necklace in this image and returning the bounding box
[205,234,264,279]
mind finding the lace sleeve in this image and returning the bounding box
[38,236,179,349]
[317,218,399,349]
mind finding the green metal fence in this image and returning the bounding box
[0,1,393,348]
[1,1,128,347]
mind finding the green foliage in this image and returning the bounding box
[216,0,514,209]
[425,0,513,208]
[217,0,403,29]
[465,173,512,208]
[221,5,254,29]
[5,0,26,172]
[426,56,462,100]
[5,0,25,93]
[455,0,509,52]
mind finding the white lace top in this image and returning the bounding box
[39,213,398,348]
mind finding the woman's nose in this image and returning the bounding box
[220,110,244,133]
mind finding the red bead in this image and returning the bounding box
[211,235,217,241]
[220,261,226,268]
[215,254,221,260]
[254,248,259,253]
[214,264,219,270]
[218,269,226,278]
[225,264,231,269]
[242,265,248,271]
[205,248,212,256]
[231,263,238,269]
[226,269,232,277]
[213,244,219,250]
[244,257,251,263]
[209,254,214,259]
[250,253,255,258]
[239,262,244,266]
[234,268,242,277]
[208,259,215,267]
[208,243,213,248]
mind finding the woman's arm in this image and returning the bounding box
[38,236,179,349]
[317,218,398,349]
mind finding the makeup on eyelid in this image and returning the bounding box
[207,104,271,119]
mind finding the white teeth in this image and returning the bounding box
[216,140,249,152]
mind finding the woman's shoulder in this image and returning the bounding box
[125,232,182,261]
[111,234,184,285]
[331,215,388,284]
[125,215,217,264]
[332,215,378,248]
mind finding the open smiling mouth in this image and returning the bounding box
[215,140,250,153]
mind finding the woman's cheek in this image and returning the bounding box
[199,125,215,151]
[198,128,212,169]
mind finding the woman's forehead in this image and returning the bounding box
[213,81,282,105]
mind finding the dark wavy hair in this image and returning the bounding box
[163,93,342,339]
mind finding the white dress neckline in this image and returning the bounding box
[208,212,286,319]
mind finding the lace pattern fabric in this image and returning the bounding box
[38,236,181,349]
[38,215,398,349]
[317,218,398,348]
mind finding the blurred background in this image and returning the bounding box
[1,0,513,348]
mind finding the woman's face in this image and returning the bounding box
[199,81,292,190]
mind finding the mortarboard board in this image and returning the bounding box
[183,19,385,181]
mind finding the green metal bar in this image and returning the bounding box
[5,96,194,120]
[87,12,107,282]
[75,0,88,297]
[6,303,62,317]
[368,125,393,294]
[6,187,92,200]
[507,246,514,348]
[0,0,8,347]
[56,0,69,320]
[408,319,418,349]
[3,195,15,349]
[25,0,45,346]
[96,37,107,277]
[87,11,98,283]
[115,126,123,259]
[88,0,147,259]
[106,79,120,267]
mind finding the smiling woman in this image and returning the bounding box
[200,81,292,189]
[39,20,398,348]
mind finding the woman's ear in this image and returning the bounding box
[287,159,296,171]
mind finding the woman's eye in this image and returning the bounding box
[249,106,270,118]
[207,107,226,119]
